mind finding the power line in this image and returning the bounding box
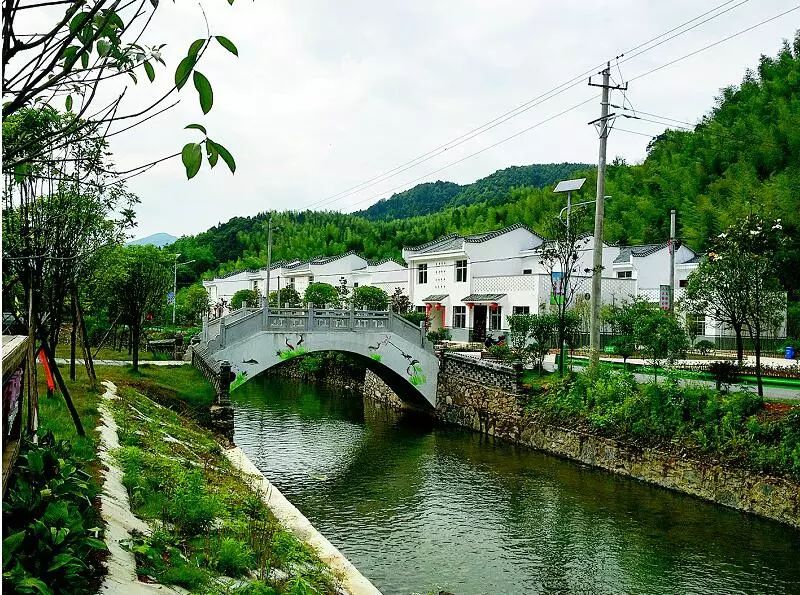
[300,0,753,212]
[336,5,799,212]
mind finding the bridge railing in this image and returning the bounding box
[207,307,429,351]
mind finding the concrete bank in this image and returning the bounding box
[437,352,800,529]
[224,447,382,595]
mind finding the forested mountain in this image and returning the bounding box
[127,232,177,247]
[169,34,800,302]
[357,163,589,220]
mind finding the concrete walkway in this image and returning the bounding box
[97,381,186,593]
[56,358,187,367]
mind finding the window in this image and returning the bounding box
[522,269,532,275]
[309,275,314,282]
[512,306,530,316]
[353,282,359,288]
[252,280,258,290]
[686,313,706,337]
[617,270,633,279]
[416,305,427,314]
[418,263,428,284]
[288,277,295,287]
[455,259,467,282]
[453,306,466,328]
[679,279,688,288]
[490,306,503,330]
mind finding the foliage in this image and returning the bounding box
[507,313,557,371]
[604,298,651,365]
[213,538,254,578]
[181,285,211,323]
[359,164,589,220]
[352,285,389,311]
[96,245,172,371]
[487,344,515,362]
[708,361,741,391]
[303,282,340,308]
[3,433,106,595]
[390,287,412,314]
[231,288,260,310]
[426,328,452,343]
[531,370,800,478]
[632,304,689,381]
[402,311,427,328]
[269,286,302,308]
[694,339,716,355]
[297,354,323,375]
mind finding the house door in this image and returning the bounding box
[472,305,487,342]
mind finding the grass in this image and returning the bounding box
[109,382,340,593]
[91,346,157,361]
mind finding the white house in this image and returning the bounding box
[353,259,409,297]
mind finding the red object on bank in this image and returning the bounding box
[38,350,56,392]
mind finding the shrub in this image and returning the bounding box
[402,311,427,327]
[708,361,741,391]
[351,285,389,310]
[695,339,716,355]
[297,354,323,375]
[426,328,451,343]
[213,538,254,578]
[2,433,107,595]
[487,344,515,361]
[231,288,260,309]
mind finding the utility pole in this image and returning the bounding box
[669,209,676,312]
[172,254,180,325]
[588,62,626,370]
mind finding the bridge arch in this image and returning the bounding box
[200,309,439,407]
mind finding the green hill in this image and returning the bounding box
[170,33,800,312]
[357,163,590,220]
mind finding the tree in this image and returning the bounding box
[304,282,340,309]
[3,0,240,181]
[713,214,786,397]
[269,286,301,308]
[390,287,412,314]
[231,288,260,310]
[100,245,171,371]
[604,298,649,369]
[182,285,210,324]
[528,313,558,373]
[352,286,389,311]
[633,304,689,382]
[538,210,591,375]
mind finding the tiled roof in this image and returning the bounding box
[461,293,506,302]
[310,250,362,265]
[422,294,448,302]
[683,253,705,264]
[464,223,535,243]
[368,258,406,267]
[404,223,537,254]
[613,243,668,264]
[218,268,259,279]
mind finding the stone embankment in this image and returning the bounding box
[435,353,800,529]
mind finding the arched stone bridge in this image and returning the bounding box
[194,307,439,408]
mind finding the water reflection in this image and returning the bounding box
[233,376,800,595]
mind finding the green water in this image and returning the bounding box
[232,376,800,595]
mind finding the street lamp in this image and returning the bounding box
[265,218,281,310]
[173,254,196,324]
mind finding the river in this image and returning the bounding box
[232,376,800,595]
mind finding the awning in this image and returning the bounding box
[461,293,506,302]
[422,294,448,302]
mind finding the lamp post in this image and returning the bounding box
[553,178,586,375]
[172,255,196,324]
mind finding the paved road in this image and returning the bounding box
[542,356,799,401]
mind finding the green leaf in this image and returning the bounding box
[143,60,155,82]
[69,12,89,34]
[210,140,236,174]
[193,71,213,114]
[84,537,108,550]
[65,95,73,111]
[206,140,219,168]
[188,38,205,58]
[185,123,207,135]
[97,40,111,56]
[15,578,52,595]
[174,55,195,90]
[214,35,238,56]
[80,51,89,69]
[3,531,26,567]
[181,142,202,179]
[127,71,137,84]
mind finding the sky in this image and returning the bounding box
[106,1,799,240]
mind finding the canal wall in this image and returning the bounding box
[264,355,365,392]
[435,353,800,529]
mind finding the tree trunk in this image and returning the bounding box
[69,296,77,381]
[733,323,744,364]
[73,289,96,387]
[754,322,763,397]
[132,323,140,372]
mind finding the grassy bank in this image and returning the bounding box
[527,369,800,480]
[108,379,340,593]
[3,372,105,593]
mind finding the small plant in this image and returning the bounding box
[168,470,219,535]
[297,354,323,375]
[426,328,452,344]
[708,361,741,391]
[487,344,515,362]
[370,353,382,362]
[213,537,254,578]
[279,346,308,361]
